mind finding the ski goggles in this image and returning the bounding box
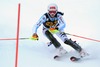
[49,11,57,14]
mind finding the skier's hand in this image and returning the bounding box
[49,28,59,34]
[30,33,38,40]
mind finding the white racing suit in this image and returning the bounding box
[32,12,82,53]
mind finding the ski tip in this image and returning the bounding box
[70,56,80,62]
[70,56,76,61]
[54,55,59,59]
[53,55,61,61]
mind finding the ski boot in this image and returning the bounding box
[79,49,89,58]
[70,49,89,61]
[47,42,52,47]
[54,46,67,59]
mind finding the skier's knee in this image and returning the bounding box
[64,39,82,52]
[64,39,73,45]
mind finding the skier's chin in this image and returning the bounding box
[50,14,55,18]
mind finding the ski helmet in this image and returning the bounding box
[47,3,58,17]
[48,3,58,11]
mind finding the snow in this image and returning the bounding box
[0,0,100,67]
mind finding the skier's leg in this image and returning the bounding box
[45,30,67,56]
[56,32,88,57]
[56,31,68,42]
[45,30,61,48]
[64,38,82,52]
[56,32,82,52]
[65,39,89,57]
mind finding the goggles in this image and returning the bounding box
[49,11,56,14]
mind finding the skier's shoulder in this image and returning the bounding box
[44,13,48,18]
[57,11,64,16]
[56,11,64,17]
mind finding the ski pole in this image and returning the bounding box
[0,37,29,40]
[65,33,100,42]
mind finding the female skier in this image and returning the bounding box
[31,3,88,58]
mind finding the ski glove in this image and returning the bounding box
[30,33,38,40]
[49,28,59,34]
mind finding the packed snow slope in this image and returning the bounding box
[0,0,100,67]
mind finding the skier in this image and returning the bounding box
[31,3,88,58]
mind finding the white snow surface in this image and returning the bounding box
[0,0,100,67]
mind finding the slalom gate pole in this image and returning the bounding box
[66,33,100,42]
[15,3,20,67]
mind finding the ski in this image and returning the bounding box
[54,55,60,59]
[53,49,89,61]
[70,56,81,61]
[54,55,82,61]
[53,54,66,60]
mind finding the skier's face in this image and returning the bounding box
[49,10,57,17]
